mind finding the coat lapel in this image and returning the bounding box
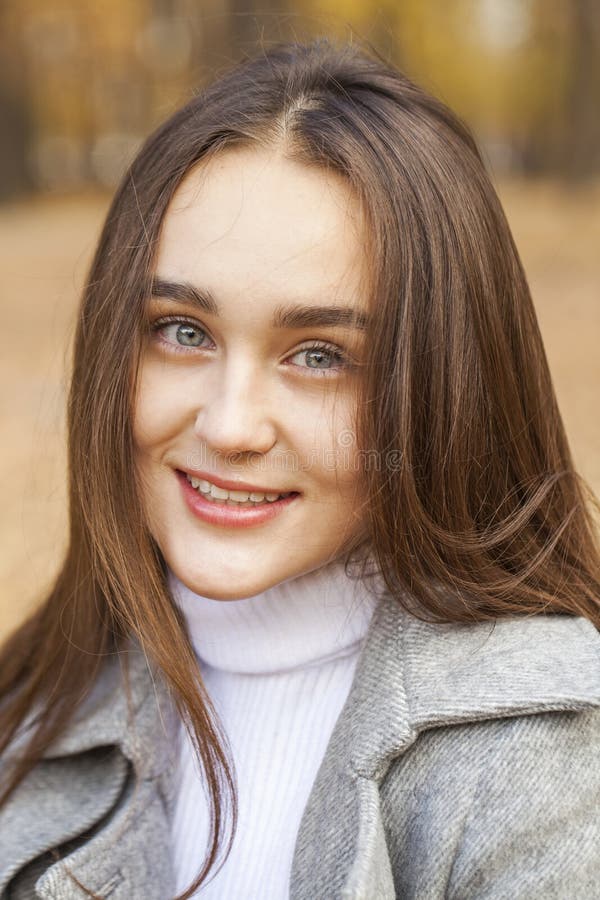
[290,593,417,900]
[290,593,600,900]
[0,749,130,894]
[0,644,178,898]
[34,777,174,900]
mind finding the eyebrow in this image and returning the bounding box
[150,277,370,331]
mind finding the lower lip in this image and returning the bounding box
[177,471,300,528]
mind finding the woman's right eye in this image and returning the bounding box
[151,318,211,350]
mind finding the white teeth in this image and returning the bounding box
[228,489,250,502]
[185,474,292,505]
[189,477,212,493]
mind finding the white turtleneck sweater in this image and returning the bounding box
[168,558,383,899]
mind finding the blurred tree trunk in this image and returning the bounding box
[193,0,291,76]
[560,0,600,179]
[521,0,599,179]
[228,0,290,52]
[0,84,32,200]
[0,6,33,200]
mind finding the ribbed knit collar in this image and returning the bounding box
[168,558,384,675]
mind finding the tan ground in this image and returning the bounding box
[1,181,599,638]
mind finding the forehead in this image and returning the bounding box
[154,146,369,314]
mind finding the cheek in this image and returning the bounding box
[132,362,188,452]
[301,394,362,491]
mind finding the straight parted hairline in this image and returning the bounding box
[149,276,372,332]
[1,36,599,900]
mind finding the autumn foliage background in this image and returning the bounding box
[0,0,599,635]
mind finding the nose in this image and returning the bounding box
[192,359,277,460]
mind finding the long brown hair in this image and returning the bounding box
[2,38,599,898]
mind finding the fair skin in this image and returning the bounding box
[133,145,370,600]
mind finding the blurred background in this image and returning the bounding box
[1,0,599,634]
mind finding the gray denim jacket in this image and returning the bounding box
[2,592,600,899]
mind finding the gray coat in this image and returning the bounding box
[2,591,600,899]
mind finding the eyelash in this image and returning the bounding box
[148,315,354,376]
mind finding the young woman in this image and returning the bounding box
[1,38,599,900]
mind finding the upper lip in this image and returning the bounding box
[178,468,298,495]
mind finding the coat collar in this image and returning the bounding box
[14,592,600,771]
[3,593,600,898]
[289,594,600,898]
[344,592,600,778]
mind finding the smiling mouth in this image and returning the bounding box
[179,471,299,508]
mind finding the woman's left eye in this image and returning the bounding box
[287,343,349,374]
[151,318,211,349]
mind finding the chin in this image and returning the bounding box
[168,560,282,602]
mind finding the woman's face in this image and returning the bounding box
[133,146,370,599]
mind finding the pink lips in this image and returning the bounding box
[177,471,299,528]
